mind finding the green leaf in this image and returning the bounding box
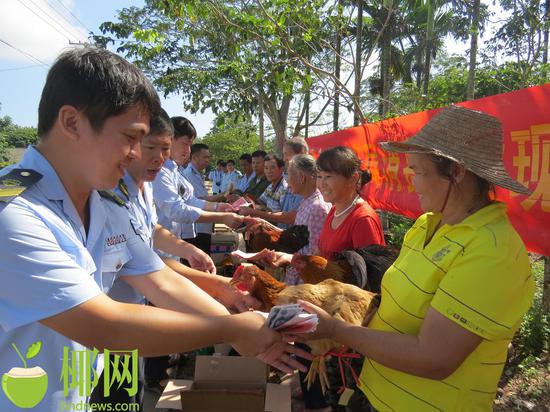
[26,341,42,359]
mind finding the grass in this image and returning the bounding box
[495,256,550,411]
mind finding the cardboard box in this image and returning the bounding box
[156,356,291,412]
[211,228,238,266]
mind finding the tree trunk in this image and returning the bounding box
[422,0,434,95]
[467,0,480,100]
[263,93,291,155]
[305,88,310,138]
[353,0,364,126]
[380,25,392,116]
[543,0,550,78]
[333,0,343,131]
[273,121,287,154]
[544,256,550,314]
[415,43,423,89]
[334,30,341,130]
[258,93,264,150]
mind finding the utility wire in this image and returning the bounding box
[27,0,85,40]
[0,63,47,72]
[16,0,73,41]
[51,0,92,33]
[0,37,48,67]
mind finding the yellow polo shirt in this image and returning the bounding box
[358,202,534,411]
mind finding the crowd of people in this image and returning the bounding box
[0,46,535,412]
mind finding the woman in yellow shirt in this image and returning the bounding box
[293,105,535,411]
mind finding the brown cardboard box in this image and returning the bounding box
[156,356,291,412]
[211,226,239,266]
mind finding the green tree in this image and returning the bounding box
[390,55,550,114]
[199,120,274,166]
[0,134,9,165]
[0,115,38,148]
[5,126,38,148]
[485,0,549,87]
[94,0,328,152]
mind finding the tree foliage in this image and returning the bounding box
[94,0,330,151]
[0,115,38,148]
[199,119,274,165]
[388,55,550,116]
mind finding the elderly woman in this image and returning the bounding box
[295,106,535,411]
[256,154,331,285]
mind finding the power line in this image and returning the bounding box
[0,37,48,67]
[16,0,75,41]
[51,0,92,33]
[0,63,47,72]
[27,0,85,40]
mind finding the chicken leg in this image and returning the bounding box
[304,355,330,394]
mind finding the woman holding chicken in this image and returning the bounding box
[262,147,386,411]
[296,106,535,411]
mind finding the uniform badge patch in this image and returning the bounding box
[0,168,42,203]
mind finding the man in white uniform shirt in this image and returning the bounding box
[0,47,309,412]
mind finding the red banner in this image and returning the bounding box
[306,84,550,256]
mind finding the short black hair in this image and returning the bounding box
[216,159,225,166]
[252,150,267,158]
[264,154,285,168]
[171,116,197,140]
[38,47,160,137]
[191,143,209,156]
[317,146,372,190]
[149,108,174,137]
[239,153,252,163]
[226,159,235,165]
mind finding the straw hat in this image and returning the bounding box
[379,105,531,194]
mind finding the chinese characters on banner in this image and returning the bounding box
[307,84,550,256]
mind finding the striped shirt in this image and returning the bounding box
[259,177,288,213]
[359,202,534,411]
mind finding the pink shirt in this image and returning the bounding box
[284,190,331,285]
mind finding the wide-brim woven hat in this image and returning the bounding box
[379,105,531,194]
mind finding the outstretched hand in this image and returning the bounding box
[229,311,313,374]
[183,245,217,274]
[282,300,340,342]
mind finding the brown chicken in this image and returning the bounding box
[230,264,379,392]
[247,223,309,254]
[291,244,400,293]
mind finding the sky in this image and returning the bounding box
[0,0,215,136]
[1,1,497,137]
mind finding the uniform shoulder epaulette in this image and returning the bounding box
[98,190,128,208]
[0,168,43,204]
[117,179,130,201]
